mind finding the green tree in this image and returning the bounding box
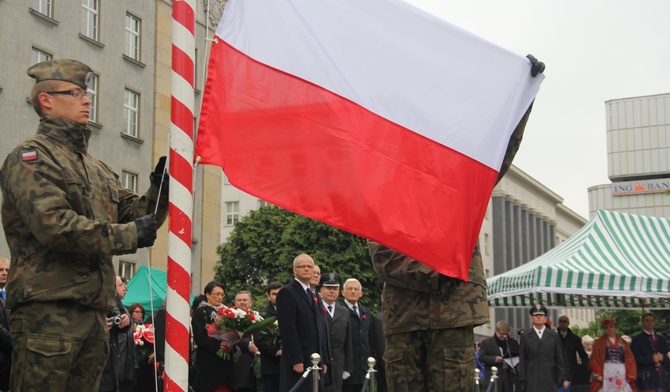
[214,206,383,314]
[571,309,645,338]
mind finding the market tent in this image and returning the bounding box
[487,210,670,309]
[122,265,195,314]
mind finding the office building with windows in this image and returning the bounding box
[588,93,670,217]
[0,0,225,292]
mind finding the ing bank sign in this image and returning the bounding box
[612,178,670,196]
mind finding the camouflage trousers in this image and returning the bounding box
[383,326,475,392]
[9,301,109,392]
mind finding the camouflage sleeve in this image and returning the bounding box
[1,147,137,255]
[368,241,440,293]
[495,102,533,185]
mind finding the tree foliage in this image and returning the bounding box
[214,206,382,314]
[571,309,646,338]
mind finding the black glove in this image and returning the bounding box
[150,156,169,192]
[135,214,158,248]
[526,54,545,77]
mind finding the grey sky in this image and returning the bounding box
[405,0,670,218]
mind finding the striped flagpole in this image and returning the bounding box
[164,1,195,391]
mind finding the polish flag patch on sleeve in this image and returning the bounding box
[21,150,38,161]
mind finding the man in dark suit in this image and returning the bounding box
[276,254,329,392]
[556,315,590,389]
[631,312,670,392]
[256,281,283,392]
[518,305,569,392]
[319,272,353,392]
[233,290,260,392]
[341,278,375,392]
[479,320,521,392]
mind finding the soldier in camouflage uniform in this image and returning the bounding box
[0,59,169,392]
[369,56,545,392]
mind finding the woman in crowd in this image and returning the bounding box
[191,281,236,392]
[128,302,156,392]
[582,335,594,357]
[589,318,637,392]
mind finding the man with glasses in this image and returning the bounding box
[479,320,521,391]
[0,59,169,391]
[556,315,590,391]
[276,253,329,392]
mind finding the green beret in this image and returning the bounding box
[27,59,93,90]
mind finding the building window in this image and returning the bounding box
[87,73,99,123]
[123,89,139,137]
[122,171,138,193]
[118,260,136,281]
[125,13,141,61]
[32,0,53,17]
[81,0,99,41]
[225,201,239,226]
[484,233,490,256]
[31,47,52,66]
[258,199,270,208]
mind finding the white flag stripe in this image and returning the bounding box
[217,0,543,170]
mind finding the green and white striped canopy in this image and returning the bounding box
[487,210,670,309]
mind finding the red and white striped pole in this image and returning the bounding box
[165,1,195,391]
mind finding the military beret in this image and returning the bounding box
[27,59,93,90]
[529,304,548,316]
[320,272,342,287]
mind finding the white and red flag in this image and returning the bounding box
[195,0,543,280]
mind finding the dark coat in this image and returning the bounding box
[557,327,589,382]
[323,302,353,392]
[233,337,257,391]
[479,335,521,391]
[341,301,374,387]
[191,303,236,392]
[631,331,670,391]
[371,313,387,392]
[276,279,329,392]
[518,328,568,391]
[0,298,11,391]
[256,304,281,376]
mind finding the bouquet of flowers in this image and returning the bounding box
[133,323,155,364]
[207,306,276,359]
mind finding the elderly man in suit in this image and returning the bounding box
[341,278,375,392]
[479,320,521,391]
[276,254,329,392]
[319,272,353,392]
[518,305,569,392]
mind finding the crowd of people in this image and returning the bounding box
[475,306,670,392]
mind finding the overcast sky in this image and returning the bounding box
[404,0,670,218]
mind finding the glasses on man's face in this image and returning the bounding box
[46,89,92,100]
[559,320,568,323]
[295,265,314,269]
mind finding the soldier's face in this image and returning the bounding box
[41,81,91,126]
[320,286,339,304]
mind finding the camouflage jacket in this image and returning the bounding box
[0,115,168,311]
[368,104,534,335]
[369,241,489,335]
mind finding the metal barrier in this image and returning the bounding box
[287,354,380,392]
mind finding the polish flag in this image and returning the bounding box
[195,0,543,280]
